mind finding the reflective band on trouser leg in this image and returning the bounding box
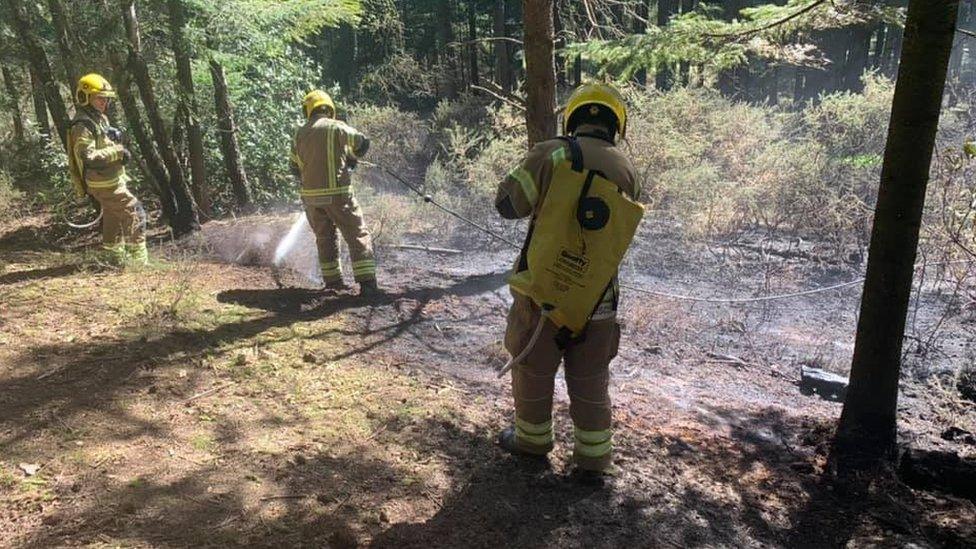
[125,242,149,265]
[320,260,342,281]
[351,259,376,281]
[574,427,612,470]
[102,242,126,265]
[515,416,553,454]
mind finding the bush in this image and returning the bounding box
[0,170,23,223]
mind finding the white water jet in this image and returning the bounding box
[274,212,309,266]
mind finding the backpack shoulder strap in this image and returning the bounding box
[555,136,584,172]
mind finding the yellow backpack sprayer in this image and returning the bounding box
[498,137,644,377]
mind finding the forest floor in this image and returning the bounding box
[1,204,976,548]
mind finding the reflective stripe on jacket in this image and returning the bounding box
[291,115,368,198]
[67,107,127,193]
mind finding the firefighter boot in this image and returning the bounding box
[359,279,381,297]
[497,426,550,463]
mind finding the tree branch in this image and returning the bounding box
[446,36,523,49]
[704,0,829,40]
[470,84,526,111]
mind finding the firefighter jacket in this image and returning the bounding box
[67,106,128,197]
[495,124,641,322]
[291,114,369,200]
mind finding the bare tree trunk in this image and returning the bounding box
[209,58,252,209]
[494,0,512,91]
[871,24,889,69]
[522,0,557,147]
[28,66,49,136]
[834,0,960,472]
[6,0,69,147]
[656,0,675,91]
[1,65,26,142]
[553,0,566,89]
[168,0,210,216]
[468,0,480,88]
[45,0,78,87]
[844,23,874,92]
[120,0,199,236]
[112,54,178,227]
[634,0,649,87]
[438,0,458,98]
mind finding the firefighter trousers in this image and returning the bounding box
[302,194,376,283]
[504,292,621,471]
[88,183,147,264]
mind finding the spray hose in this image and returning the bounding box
[497,309,551,378]
[66,209,103,230]
[362,161,975,304]
[359,160,521,248]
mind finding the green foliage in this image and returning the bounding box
[571,0,903,83]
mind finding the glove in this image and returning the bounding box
[106,126,124,143]
[121,147,132,165]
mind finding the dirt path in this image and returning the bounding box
[1,212,974,548]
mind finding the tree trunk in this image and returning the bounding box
[871,24,889,69]
[844,23,874,92]
[885,23,905,77]
[553,0,566,89]
[522,0,557,148]
[120,0,199,235]
[678,0,696,86]
[468,0,480,88]
[634,0,649,86]
[45,0,78,87]
[1,65,26,141]
[28,66,49,136]
[168,0,210,216]
[834,0,960,472]
[209,58,252,210]
[438,0,458,97]
[112,55,178,227]
[7,0,69,147]
[494,0,512,92]
[656,0,675,91]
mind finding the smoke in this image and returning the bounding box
[195,212,323,285]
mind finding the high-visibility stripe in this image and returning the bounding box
[326,124,337,190]
[574,427,612,458]
[300,186,352,197]
[86,177,122,189]
[509,167,538,208]
[352,260,376,275]
[551,146,567,165]
[515,416,553,446]
[320,260,341,277]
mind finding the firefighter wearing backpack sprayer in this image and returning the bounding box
[291,90,379,295]
[495,83,644,477]
[67,73,148,265]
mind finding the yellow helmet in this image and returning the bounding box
[76,73,116,106]
[563,83,627,139]
[302,89,335,119]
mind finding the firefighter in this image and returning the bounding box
[67,73,147,265]
[291,90,378,295]
[494,83,642,479]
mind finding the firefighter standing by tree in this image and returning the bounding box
[494,83,644,480]
[67,73,148,265]
[291,90,379,295]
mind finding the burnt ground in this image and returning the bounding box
[1,205,975,548]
